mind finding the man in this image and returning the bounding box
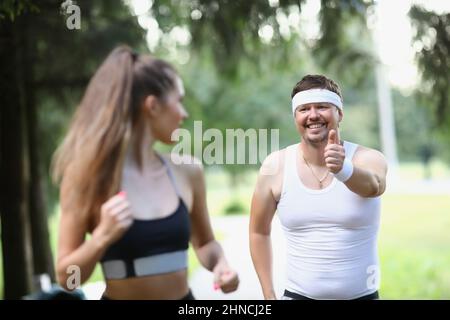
[249,74,387,300]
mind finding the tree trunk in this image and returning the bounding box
[26,90,57,286]
[0,18,34,299]
[21,13,56,286]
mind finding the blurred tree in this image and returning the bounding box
[409,6,450,143]
[315,0,376,86]
[1,15,35,300]
[0,0,37,20]
[391,90,434,162]
[151,0,375,79]
[152,0,306,76]
[0,0,144,299]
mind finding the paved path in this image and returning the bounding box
[189,215,287,300]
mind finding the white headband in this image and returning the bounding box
[291,89,343,115]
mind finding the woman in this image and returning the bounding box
[52,45,239,300]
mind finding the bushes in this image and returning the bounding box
[224,199,246,215]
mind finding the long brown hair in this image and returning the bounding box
[52,45,177,223]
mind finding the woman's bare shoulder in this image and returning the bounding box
[161,153,203,179]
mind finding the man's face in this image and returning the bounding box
[293,102,342,145]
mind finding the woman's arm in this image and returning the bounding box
[187,161,239,293]
[56,212,107,290]
[56,179,133,290]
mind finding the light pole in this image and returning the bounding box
[372,0,399,183]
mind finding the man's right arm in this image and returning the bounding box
[249,152,281,300]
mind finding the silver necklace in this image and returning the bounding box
[302,153,329,189]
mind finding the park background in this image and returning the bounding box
[0,0,449,299]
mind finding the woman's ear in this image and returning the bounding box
[143,95,159,118]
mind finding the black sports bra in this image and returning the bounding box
[100,155,190,279]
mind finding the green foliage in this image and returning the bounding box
[0,0,37,21]
[409,6,450,133]
[224,199,246,215]
[152,0,306,75]
[315,0,375,86]
[339,103,380,149]
[391,90,436,162]
[151,0,375,80]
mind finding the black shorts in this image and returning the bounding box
[282,290,379,300]
[101,289,195,300]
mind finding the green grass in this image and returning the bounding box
[1,162,450,299]
[396,160,450,181]
[378,194,450,299]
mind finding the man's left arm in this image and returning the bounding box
[345,147,388,198]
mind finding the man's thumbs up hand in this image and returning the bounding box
[324,129,345,174]
[327,129,339,145]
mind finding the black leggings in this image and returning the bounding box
[283,290,379,300]
[101,289,195,300]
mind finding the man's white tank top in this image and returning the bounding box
[277,142,381,299]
